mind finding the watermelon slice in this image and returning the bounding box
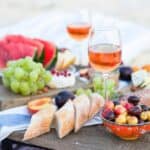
[0,41,37,68]
[34,39,57,69]
[5,35,44,58]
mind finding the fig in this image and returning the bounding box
[55,91,75,108]
[119,66,132,81]
[128,96,140,105]
[128,106,142,117]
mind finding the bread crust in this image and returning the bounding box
[55,100,75,138]
[23,104,57,141]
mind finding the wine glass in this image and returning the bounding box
[88,28,122,100]
[66,10,92,66]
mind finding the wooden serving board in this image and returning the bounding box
[0,78,92,110]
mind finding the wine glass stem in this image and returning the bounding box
[102,73,109,100]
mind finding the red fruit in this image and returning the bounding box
[122,102,134,111]
[102,108,111,117]
[35,39,57,69]
[104,101,115,110]
[5,35,44,58]
[51,69,56,74]
[114,105,127,115]
[0,41,36,68]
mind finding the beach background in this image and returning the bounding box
[0,0,150,64]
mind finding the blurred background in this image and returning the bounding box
[0,0,150,64]
[0,0,150,27]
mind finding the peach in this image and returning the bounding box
[27,97,52,114]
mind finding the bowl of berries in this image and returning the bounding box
[101,96,150,140]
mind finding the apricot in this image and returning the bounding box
[27,97,52,114]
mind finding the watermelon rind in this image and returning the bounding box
[46,49,58,70]
[33,50,44,64]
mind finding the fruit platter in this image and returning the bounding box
[0,34,150,145]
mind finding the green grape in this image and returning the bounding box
[14,67,24,80]
[37,80,45,90]
[107,79,115,89]
[29,82,38,94]
[93,76,103,92]
[19,82,30,96]
[7,60,17,67]
[2,57,51,96]
[85,89,92,96]
[29,71,38,82]
[10,80,20,93]
[37,63,43,69]
[3,68,14,78]
[2,78,10,88]
[76,88,85,96]
[43,71,51,83]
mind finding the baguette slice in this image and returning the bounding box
[73,95,90,132]
[88,93,104,120]
[23,104,57,141]
[55,100,75,138]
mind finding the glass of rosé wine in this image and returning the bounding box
[88,28,122,100]
[66,10,92,66]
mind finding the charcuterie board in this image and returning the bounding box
[0,78,92,110]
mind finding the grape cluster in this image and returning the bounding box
[2,57,52,96]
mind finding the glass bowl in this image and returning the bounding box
[101,114,150,140]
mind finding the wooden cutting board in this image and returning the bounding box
[0,78,92,110]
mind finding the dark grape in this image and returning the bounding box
[119,66,132,81]
[128,106,142,117]
[103,109,115,121]
[128,96,140,105]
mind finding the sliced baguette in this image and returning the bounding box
[55,100,75,138]
[73,95,90,132]
[88,93,104,120]
[23,104,57,141]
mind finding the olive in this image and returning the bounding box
[128,96,140,105]
[119,66,133,81]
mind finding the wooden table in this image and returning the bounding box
[5,125,150,150]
